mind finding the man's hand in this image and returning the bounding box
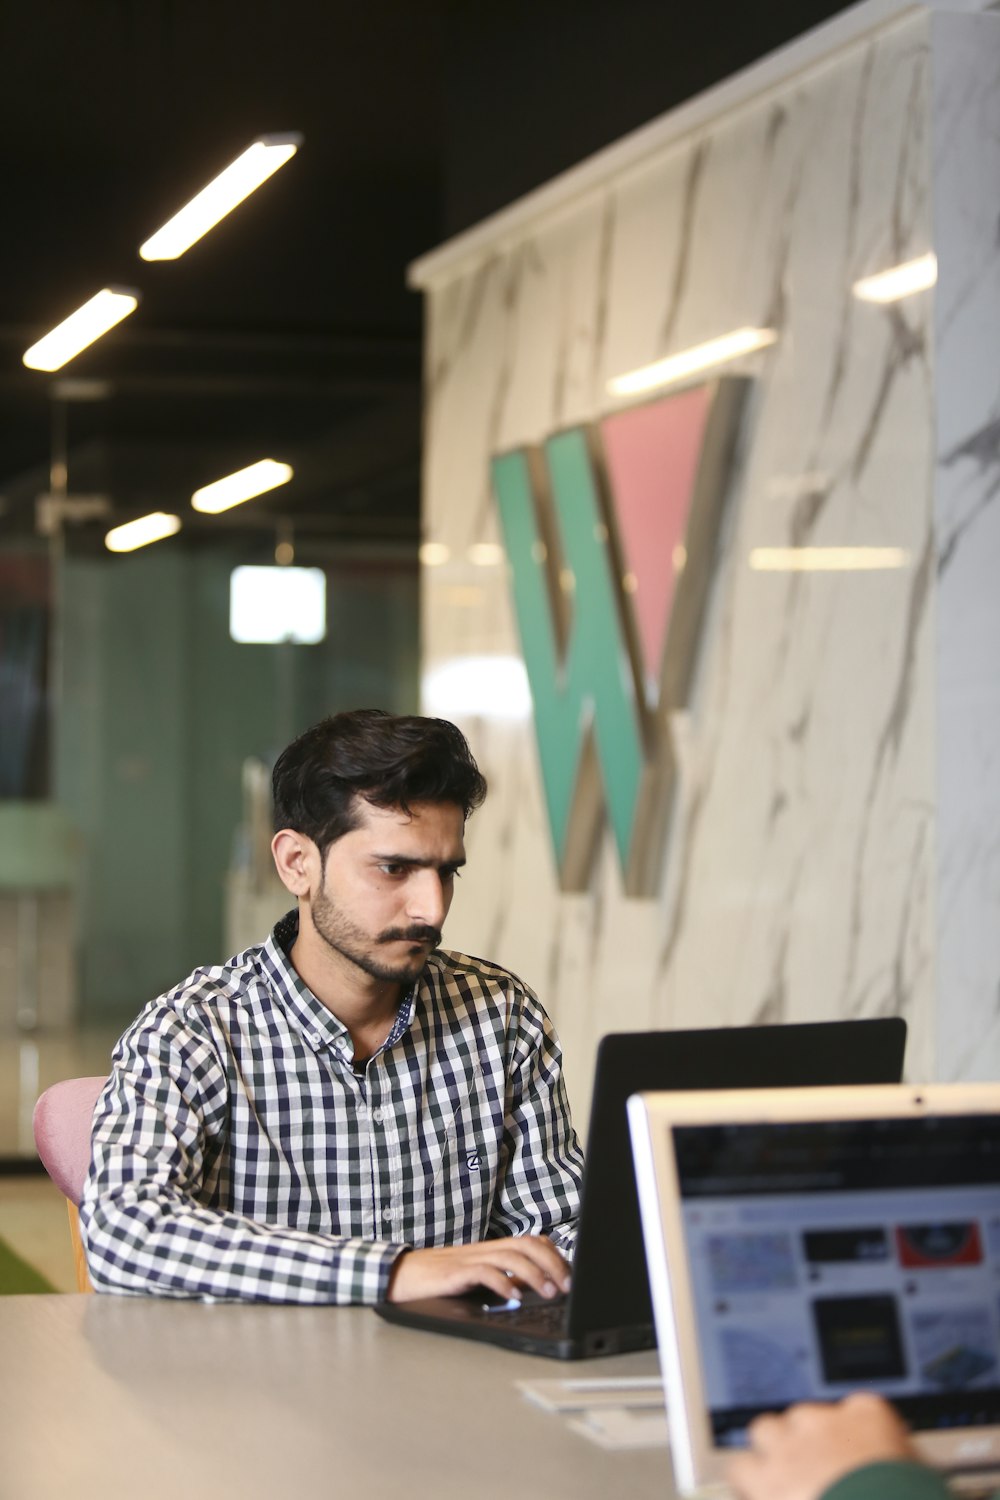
[385,1235,571,1303]
[727,1394,918,1500]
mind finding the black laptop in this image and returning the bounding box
[375,1017,907,1360]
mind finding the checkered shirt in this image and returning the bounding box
[80,911,583,1304]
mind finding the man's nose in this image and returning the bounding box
[407,870,448,928]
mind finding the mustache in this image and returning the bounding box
[378,924,441,947]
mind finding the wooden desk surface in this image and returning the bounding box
[0,1295,672,1499]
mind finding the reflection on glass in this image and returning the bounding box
[749,547,911,572]
[607,328,776,397]
[853,253,936,304]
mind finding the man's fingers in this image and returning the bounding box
[729,1396,917,1500]
[385,1235,571,1303]
[467,1265,523,1302]
[726,1452,761,1500]
[746,1411,786,1451]
[485,1238,571,1295]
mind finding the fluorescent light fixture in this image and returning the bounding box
[467,542,505,567]
[749,546,911,572]
[105,512,181,553]
[229,565,326,644]
[853,253,937,304]
[608,327,777,397]
[192,459,292,514]
[140,133,302,261]
[23,288,140,372]
[419,541,451,566]
[422,655,532,721]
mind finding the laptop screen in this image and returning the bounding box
[672,1112,1000,1446]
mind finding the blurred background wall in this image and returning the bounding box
[415,2,1000,1111]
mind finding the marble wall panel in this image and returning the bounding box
[931,12,1000,1080]
[421,10,939,1122]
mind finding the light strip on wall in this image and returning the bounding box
[23,288,140,372]
[468,542,505,566]
[191,459,293,514]
[853,253,937,304]
[139,133,302,261]
[419,542,451,566]
[105,512,181,553]
[607,327,777,397]
[749,546,911,571]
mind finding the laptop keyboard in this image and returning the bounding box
[481,1294,569,1332]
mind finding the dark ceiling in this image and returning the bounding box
[0,0,853,563]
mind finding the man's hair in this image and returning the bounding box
[271,709,488,857]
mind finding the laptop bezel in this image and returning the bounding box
[628,1082,1000,1495]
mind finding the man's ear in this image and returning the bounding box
[271,829,319,896]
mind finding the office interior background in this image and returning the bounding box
[3,0,998,1244]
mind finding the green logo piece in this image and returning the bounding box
[492,429,645,891]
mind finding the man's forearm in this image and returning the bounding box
[81,1186,407,1304]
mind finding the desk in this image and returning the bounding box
[0,1295,671,1499]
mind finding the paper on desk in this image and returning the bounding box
[568,1406,670,1450]
[517,1375,665,1413]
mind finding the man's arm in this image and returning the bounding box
[80,1008,406,1304]
[727,1395,951,1500]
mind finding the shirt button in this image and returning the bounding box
[370,1107,383,1124]
[382,1206,395,1222]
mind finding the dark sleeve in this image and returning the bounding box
[823,1460,955,1500]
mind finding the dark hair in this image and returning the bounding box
[271,709,488,856]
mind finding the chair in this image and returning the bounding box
[32,1076,107,1293]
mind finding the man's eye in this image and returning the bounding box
[379,863,405,877]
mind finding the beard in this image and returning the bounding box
[310,884,441,986]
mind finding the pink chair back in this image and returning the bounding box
[32,1076,108,1205]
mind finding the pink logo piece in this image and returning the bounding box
[600,385,713,702]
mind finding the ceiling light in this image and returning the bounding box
[607,327,777,397]
[191,459,292,514]
[139,133,302,261]
[105,512,181,553]
[23,288,140,372]
[852,253,937,304]
[749,546,911,572]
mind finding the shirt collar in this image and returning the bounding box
[260,909,416,1057]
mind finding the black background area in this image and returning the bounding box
[812,1295,906,1383]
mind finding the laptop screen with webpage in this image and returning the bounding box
[628,1084,1000,1495]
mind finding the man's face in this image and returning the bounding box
[310,799,466,987]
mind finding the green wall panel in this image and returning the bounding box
[53,549,418,1025]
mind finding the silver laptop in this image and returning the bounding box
[628,1083,1000,1496]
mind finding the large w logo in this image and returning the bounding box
[491,377,747,897]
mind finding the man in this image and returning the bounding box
[81,710,582,1304]
[728,1395,954,1500]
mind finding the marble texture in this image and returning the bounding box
[930,11,1000,1080]
[416,5,1000,1123]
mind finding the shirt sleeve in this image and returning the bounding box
[79,1005,407,1304]
[487,981,583,1256]
[822,1461,956,1500]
